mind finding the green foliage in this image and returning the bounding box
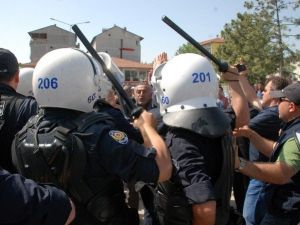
[215,0,300,83]
[175,42,202,55]
[242,0,300,79]
[215,12,279,83]
[175,0,299,84]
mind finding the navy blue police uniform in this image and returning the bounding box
[0,83,38,172]
[93,99,143,143]
[12,108,160,225]
[0,167,71,225]
[156,128,224,225]
[155,108,234,225]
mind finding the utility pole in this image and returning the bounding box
[274,0,285,76]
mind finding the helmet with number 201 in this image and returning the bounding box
[33,48,103,112]
[151,53,230,137]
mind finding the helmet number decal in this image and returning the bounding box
[192,72,211,83]
[87,93,97,103]
[161,96,169,104]
[38,77,58,89]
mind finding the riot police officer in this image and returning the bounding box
[12,48,172,225]
[0,48,38,172]
[151,53,249,225]
[17,67,35,97]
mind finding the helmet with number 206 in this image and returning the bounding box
[151,53,230,137]
[33,48,103,112]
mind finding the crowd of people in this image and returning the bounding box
[0,46,300,225]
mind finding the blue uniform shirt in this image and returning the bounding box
[249,106,282,162]
[165,128,223,204]
[0,83,38,172]
[0,168,71,225]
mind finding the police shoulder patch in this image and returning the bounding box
[109,130,128,144]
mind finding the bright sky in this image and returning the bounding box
[1,0,298,64]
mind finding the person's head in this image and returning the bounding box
[133,82,152,109]
[261,76,290,108]
[254,82,263,91]
[17,67,34,96]
[33,48,103,112]
[151,53,230,137]
[0,48,19,89]
[270,82,300,122]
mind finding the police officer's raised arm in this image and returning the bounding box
[133,110,172,182]
[221,66,250,128]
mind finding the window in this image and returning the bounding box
[132,71,138,81]
[31,33,47,39]
[125,71,131,81]
[124,70,145,81]
[139,71,146,81]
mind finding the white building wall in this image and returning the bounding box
[94,27,141,62]
[30,26,76,63]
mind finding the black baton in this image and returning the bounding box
[72,25,143,119]
[162,16,228,72]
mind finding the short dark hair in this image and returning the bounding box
[265,76,290,91]
[0,48,19,82]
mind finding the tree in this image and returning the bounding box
[175,42,202,55]
[216,12,278,83]
[244,0,300,76]
[175,0,299,82]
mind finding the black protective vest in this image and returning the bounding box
[12,110,137,225]
[266,117,300,216]
[0,92,25,172]
[155,129,234,225]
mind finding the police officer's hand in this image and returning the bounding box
[133,110,157,130]
[220,66,239,82]
[239,68,248,77]
[232,125,252,139]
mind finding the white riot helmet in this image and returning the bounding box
[33,48,102,112]
[151,53,230,137]
[95,52,125,99]
[17,67,34,96]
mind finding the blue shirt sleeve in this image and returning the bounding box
[249,106,281,140]
[95,128,159,183]
[16,97,38,131]
[165,131,216,204]
[249,106,282,161]
[0,168,71,225]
